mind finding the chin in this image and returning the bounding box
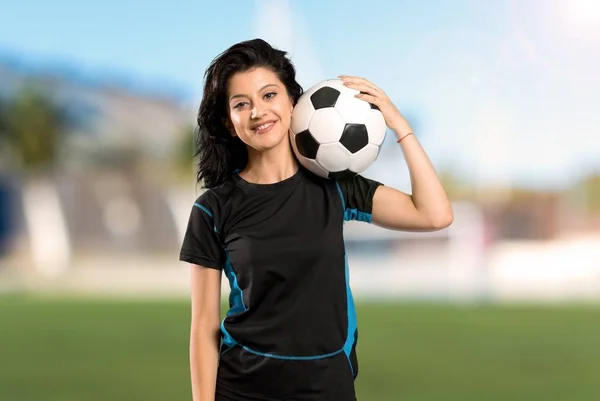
[255,127,289,150]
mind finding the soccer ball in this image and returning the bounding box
[290,79,387,180]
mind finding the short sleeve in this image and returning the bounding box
[335,174,383,223]
[179,200,225,270]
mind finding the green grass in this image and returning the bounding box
[1,295,600,401]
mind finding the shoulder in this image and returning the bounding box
[191,178,239,224]
[331,174,384,220]
[194,178,244,231]
[335,174,383,195]
[194,177,238,208]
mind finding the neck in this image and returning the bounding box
[242,142,299,184]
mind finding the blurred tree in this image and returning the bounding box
[1,83,67,175]
[437,168,472,201]
[0,100,5,129]
[571,174,600,214]
[171,124,196,180]
[0,97,9,152]
[585,175,600,213]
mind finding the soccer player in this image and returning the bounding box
[180,38,453,401]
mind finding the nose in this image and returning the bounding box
[251,104,267,119]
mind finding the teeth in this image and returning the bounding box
[256,123,272,131]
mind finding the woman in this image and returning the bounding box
[180,38,453,401]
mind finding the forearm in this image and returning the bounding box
[190,326,221,401]
[394,123,453,226]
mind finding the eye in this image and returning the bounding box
[233,101,248,109]
[264,92,277,99]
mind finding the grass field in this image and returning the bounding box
[1,295,600,401]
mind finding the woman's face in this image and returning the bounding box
[226,67,294,153]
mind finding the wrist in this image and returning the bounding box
[391,121,413,139]
[396,132,413,143]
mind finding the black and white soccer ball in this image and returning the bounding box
[290,79,387,180]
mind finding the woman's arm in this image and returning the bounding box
[189,264,222,401]
[340,75,453,231]
[371,128,453,231]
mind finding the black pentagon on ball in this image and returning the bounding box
[295,130,319,159]
[310,87,340,109]
[340,123,369,154]
[328,169,358,181]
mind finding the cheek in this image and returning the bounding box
[229,112,244,130]
[276,102,293,123]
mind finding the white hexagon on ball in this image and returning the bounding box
[328,82,371,124]
[349,144,380,173]
[334,93,371,124]
[364,109,387,146]
[316,142,351,172]
[308,108,346,144]
[301,158,330,178]
[289,130,301,156]
[291,80,328,134]
[291,95,314,134]
[325,79,357,96]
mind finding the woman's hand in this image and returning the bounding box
[339,75,453,232]
[338,75,411,135]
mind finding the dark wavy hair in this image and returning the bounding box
[194,38,303,189]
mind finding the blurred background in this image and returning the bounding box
[1,0,600,400]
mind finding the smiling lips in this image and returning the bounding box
[252,120,276,134]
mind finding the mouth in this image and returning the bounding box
[252,120,277,134]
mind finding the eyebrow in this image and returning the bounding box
[229,84,280,101]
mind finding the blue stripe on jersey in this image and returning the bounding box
[194,203,219,233]
[333,182,359,375]
[194,202,212,217]
[221,326,344,361]
[223,252,246,316]
[344,208,372,223]
[221,318,345,359]
[334,182,372,223]
[221,321,345,360]
[342,253,357,376]
[335,182,346,210]
[193,203,246,315]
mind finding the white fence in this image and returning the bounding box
[3,181,600,303]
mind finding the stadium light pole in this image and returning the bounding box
[254,0,325,90]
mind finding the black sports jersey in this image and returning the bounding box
[180,166,383,400]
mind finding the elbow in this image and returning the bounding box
[190,316,221,338]
[429,208,454,230]
[192,320,220,331]
[190,321,221,349]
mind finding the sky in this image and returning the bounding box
[1,0,600,190]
